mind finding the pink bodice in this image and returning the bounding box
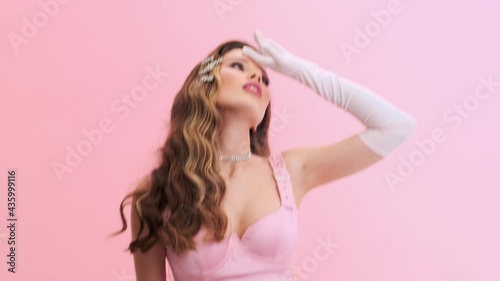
[165,152,298,281]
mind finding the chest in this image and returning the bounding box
[220,165,281,238]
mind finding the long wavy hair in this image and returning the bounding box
[109,40,272,256]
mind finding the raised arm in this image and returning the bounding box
[243,30,416,206]
[282,74,415,203]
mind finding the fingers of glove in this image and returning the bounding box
[259,40,288,65]
[254,34,289,65]
[242,46,275,67]
[253,30,273,56]
[266,38,287,55]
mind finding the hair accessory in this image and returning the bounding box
[198,55,223,83]
[219,151,252,162]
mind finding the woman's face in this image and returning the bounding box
[216,48,271,129]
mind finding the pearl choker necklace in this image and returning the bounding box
[219,151,252,162]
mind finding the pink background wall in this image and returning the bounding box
[1,0,499,280]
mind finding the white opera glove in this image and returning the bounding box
[242,30,416,157]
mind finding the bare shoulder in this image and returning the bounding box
[280,134,385,208]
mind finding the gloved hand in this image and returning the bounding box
[242,30,316,80]
[242,30,416,157]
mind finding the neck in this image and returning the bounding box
[217,120,252,156]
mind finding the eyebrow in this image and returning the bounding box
[226,56,268,77]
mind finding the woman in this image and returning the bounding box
[111,30,416,280]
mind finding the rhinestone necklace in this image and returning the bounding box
[219,151,252,162]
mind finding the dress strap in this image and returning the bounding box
[269,152,297,210]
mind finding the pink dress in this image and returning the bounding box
[165,152,299,281]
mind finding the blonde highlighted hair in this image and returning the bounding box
[110,40,272,255]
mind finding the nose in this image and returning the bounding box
[249,72,262,83]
